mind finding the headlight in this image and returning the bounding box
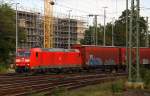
[16,59,21,62]
[25,59,30,62]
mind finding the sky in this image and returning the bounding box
[3,0,150,25]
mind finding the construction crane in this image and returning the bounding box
[44,0,54,48]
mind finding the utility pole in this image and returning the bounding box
[68,10,72,49]
[95,15,98,45]
[103,7,107,46]
[146,17,149,47]
[15,3,19,56]
[112,17,115,46]
[116,0,118,16]
[126,0,129,73]
[89,14,99,45]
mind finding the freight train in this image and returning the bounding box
[15,45,150,73]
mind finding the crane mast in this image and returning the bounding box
[44,0,54,48]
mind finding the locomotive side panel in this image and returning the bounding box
[41,52,54,67]
[33,49,83,69]
[64,52,82,67]
[54,52,64,67]
[30,48,42,69]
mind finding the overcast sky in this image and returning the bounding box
[5,0,150,24]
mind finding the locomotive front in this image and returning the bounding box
[15,49,30,72]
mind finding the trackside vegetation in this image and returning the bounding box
[140,68,150,89]
[30,79,125,96]
[30,69,150,96]
[0,3,26,66]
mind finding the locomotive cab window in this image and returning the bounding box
[36,52,38,59]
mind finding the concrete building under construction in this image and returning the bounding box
[18,11,86,48]
[18,11,43,48]
[53,18,86,48]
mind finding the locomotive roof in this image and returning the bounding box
[41,48,80,52]
[81,45,121,48]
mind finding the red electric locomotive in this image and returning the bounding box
[15,48,83,72]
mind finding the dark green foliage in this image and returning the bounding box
[80,25,103,45]
[0,3,26,65]
[114,9,147,46]
[81,9,147,47]
[80,26,95,45]
[111,80,124,93]
[140,68,150,88]
[0,63,8,73]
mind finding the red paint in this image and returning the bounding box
[16,48,83,69]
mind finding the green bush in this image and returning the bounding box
[140,67,150,88]
[111,80,124,93]
[0,64,8,73]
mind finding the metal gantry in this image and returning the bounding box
[128,0,143,86]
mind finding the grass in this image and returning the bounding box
[60,79,125,96]
[0,64,8,73]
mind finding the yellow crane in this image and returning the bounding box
[44,0,54,48]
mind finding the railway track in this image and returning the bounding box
[0,72,127,96]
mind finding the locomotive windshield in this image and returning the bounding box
[24,52,30,57]
[17,51,30,57]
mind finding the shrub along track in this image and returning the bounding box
[0,72,127,96]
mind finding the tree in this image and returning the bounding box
[81,9,147,47]
[80,26,94,45]
[80,25,104,45]
[105,23,113,46]
[114,9,147,46]
[0,3,26,64]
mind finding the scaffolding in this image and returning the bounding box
[18,11,43,48]
[53,15,87,48]
[17,9,86,49]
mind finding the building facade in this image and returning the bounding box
[18,11,86,49]
[18,11,43,48]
